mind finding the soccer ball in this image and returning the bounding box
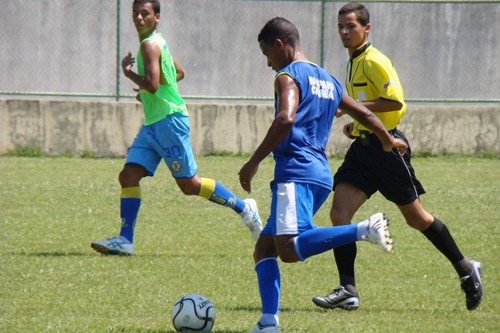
[171,293,215,332]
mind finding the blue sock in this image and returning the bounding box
[118,187,141,243]
[199,178,245,213]
[294,224,358,261]
[255,257,280,326]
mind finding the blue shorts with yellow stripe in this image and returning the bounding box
[125,113,198,178]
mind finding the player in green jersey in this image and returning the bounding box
[91,0,262,256]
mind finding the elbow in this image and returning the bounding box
[380,97,403,111]
[146,84,158,94]
[392,100,403,110]
[280,119,295,133]
[277,118,294,129]
[280,114,295,126]
[150,81,159,93]
[143,77,159,94]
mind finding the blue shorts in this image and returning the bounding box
[125,114,198,178]
[261,182,331,236]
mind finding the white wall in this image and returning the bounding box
[1,99,498,157]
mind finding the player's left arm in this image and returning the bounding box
[239,74,298,193]
[172,57,185,82]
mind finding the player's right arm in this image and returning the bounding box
[337,97,402,137]
[356,98,403,113]
[360,56,404,113]
[339,92,407,156]
[121,40,161,94]
[239,74,298,193]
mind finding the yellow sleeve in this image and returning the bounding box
[363,54,404,104]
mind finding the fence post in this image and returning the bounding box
[320,0,326,67]
[116,0,122,101]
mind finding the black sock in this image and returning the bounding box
[334,242,357,293]
[421,218,470,277]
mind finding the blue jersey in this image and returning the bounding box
[273,61,342,190]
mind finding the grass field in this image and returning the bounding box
[0,155,498,332]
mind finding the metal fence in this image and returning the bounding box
[0,0,499,102]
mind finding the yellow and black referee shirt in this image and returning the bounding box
[345,42,406,137]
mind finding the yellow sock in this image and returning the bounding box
[198,178,216,200]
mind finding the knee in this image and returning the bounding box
[330,206,351,226]
[254,244,270,264]
[176,177,201,196]
[278,253,298,263]
[275,243,299,263]
[253,235,278,263]
[404,213,433,231]
[253,248,262,263]
[119,168,141,187]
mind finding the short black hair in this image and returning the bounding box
[133,0,161,14]
[339,3,370,27]
[258,17,300,46]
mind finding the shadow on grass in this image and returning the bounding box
[311,305,464,315]
[227,304,466,315]
[226,305,295,313]
[10,251,92,257]
[108,328,169,333]
[110,327,247,333]
[6,251,239,259]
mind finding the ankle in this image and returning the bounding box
[454,258,472,278]
[259,314,279,326]
[356,220,369,240]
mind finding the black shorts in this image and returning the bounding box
[333,129,425,206]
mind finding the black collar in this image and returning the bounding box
[351,42,371,60]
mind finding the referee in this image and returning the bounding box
[312,2,482,311]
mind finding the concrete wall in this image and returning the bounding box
[1,99,498,157]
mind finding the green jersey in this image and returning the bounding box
[137,32,188,125]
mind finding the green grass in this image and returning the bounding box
[0,156,498,332]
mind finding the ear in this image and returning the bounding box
[155,13,160,24]
[274,38,285,49]
[364,23,371,35]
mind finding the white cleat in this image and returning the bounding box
[91,235,134,255]
[241,199,263,241]
[249,323,280,333]
[362,213,394,252]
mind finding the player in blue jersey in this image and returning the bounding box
[91,0,262,256]
[238,17,408,333]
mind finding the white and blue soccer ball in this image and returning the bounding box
[171,293,215,332]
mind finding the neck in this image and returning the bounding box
[348,41,369,57]
[139,30,156,42]
[291,46,307,63]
